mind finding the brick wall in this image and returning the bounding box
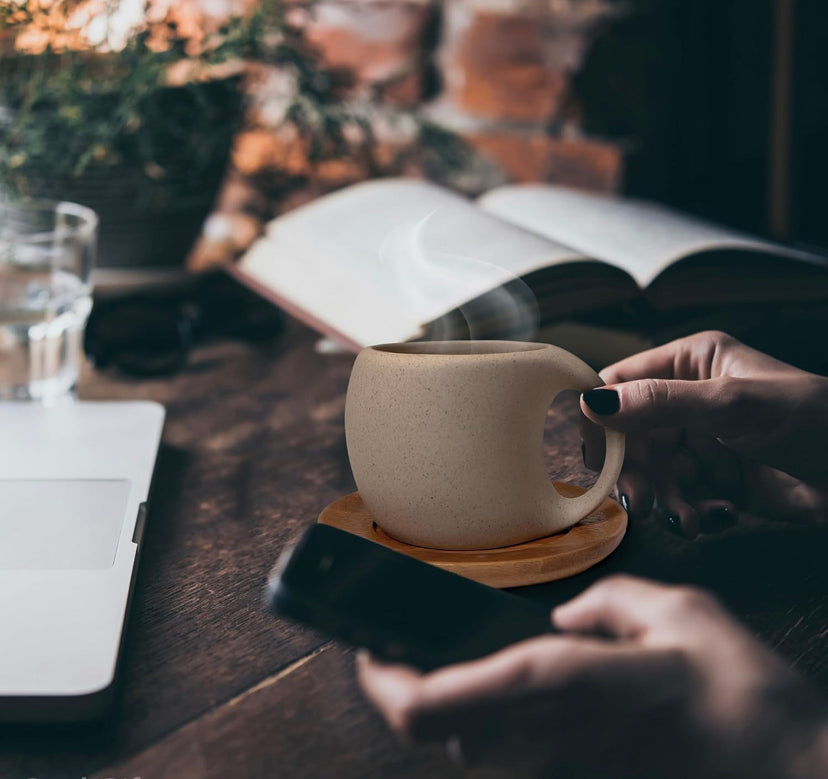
[190,0,623,269]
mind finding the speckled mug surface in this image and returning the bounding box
[344,341,625,551]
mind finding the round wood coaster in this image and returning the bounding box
[317,482,627,588]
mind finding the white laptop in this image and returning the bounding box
[0,401,164,721]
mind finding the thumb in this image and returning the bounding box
[580,377,742,435]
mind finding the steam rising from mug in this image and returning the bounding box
[379,210,540,342]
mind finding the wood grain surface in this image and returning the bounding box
[317,486,627,588]
[0,275,826,779]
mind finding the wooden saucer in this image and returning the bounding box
[317,482,627,588]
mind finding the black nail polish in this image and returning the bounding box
[620,494,631,516]
[581,441,587,466]
[664,514,685,538]
[582,389,620,415]
[702,507,736,533]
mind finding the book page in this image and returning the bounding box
[479,184,824,289]
[239,179,584,348]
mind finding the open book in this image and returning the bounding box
[231,178,828,352]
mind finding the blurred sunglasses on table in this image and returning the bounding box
[84,271,285,377]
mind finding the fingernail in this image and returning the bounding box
[620,493,631,516]
[664,514,685,538]
[582,389,620,415]
[581,441,587,466]
[702,507,736,533]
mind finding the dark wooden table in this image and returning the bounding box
[1,307,826,779]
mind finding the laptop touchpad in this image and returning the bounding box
[0,480,130,570]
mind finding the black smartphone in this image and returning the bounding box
[266,524,554,671]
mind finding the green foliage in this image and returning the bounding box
[0,1,286,203]
[0,1,483,207]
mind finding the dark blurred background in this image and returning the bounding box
[196,0,828,266]
[581,0,828,250]
[3,0,826,270]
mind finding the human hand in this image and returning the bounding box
[580,331,828,538]
[358,576,828,779]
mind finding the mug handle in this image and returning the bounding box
[543,346,626,528]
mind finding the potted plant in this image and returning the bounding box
[0,0,263,268]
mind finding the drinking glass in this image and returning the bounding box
[0,200,97,402]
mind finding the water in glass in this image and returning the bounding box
[0,201,96,402]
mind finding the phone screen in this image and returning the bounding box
[267,524,553,670]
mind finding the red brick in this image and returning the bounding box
[545,135,623,192]
[303,0,432,85]
[232,127,311,177]
[436,0,614,125]
[464,129,622,191]
[463,130,552,182]
[375,68,425,107]
[437,5,565,124]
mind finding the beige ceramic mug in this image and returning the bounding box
[344,341,625,550]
